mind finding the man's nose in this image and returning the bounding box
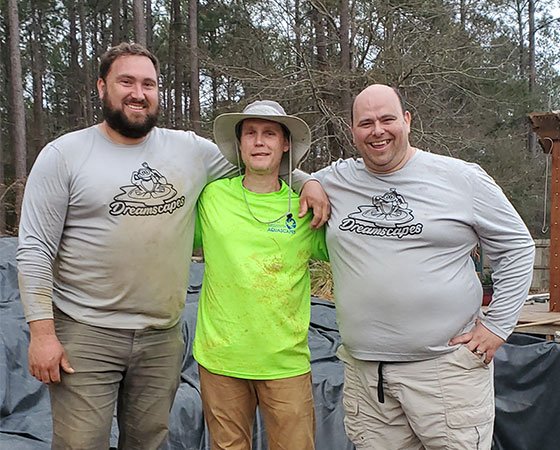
[131,83,145,99]
[371,121,384,135]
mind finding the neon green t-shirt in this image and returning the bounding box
[193,176,328,379]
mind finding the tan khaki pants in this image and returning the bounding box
[199,366,316,450]
[338,345,494,450]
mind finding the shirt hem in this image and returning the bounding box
[198,363,311,380]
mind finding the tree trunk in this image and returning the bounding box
[165,31,174,127]
[340,0,350,72]
[460,0,466,30]
[172,0,183,128]
[189,0,201,134]
[311,7,327,69]
[294,0,302,67]
[7,0,27,226]
[30,1,46,164]
[515,1,524,77]
[339,0,351,117]
[211,67,218,112]
[339,0,352,157]
[146,0,153,49]
[527,0,536,155]
[78,0,94,125]
[92,13,103,120]
[66,0,82,127]
[111,0,121,45]
[122,0,130,42]
[133,0,147,46]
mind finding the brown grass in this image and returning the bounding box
[309,260,334,301]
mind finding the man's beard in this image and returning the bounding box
[102,95,159,139]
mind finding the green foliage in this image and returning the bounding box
[0,0,559,235]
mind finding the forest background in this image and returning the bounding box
[1,0,560,237]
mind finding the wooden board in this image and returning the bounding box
[514,302,560,336]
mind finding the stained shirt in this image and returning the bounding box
[193,176,328,379]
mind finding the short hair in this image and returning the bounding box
[98,42,160,80]
[351,86,407,125]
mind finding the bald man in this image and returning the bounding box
[312,84,535,449]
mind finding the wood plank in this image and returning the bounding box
[513,301,560,336]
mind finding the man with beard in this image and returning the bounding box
[16,43,329,450]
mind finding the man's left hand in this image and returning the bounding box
[299,180,330,228]
[449,320,505,364]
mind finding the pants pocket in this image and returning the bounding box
[439,347,494,429]
[338,347,369,445]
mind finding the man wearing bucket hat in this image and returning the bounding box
[193,100,328,450]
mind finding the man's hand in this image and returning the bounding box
[299,180,331,228]
[28,319,74,384]
[449,320,505,364]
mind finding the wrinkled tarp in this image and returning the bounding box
[493,333,560,450]
[0,238,352,450]
[1,236,560,450]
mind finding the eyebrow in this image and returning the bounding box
[358,113,397,124]
[116,74,157,83]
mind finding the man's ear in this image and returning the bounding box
[97,78,106,100]
[404,110,412,126]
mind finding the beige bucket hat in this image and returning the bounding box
[213,100,311,173]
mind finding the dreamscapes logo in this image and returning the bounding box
[339,188,423,238]
[109,162,185,217]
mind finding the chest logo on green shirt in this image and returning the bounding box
[109,162,186,216]
[267,215,297,235]
[339,188,423,238]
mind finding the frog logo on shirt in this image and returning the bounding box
[109,162,185,216]
[339,188,423,238]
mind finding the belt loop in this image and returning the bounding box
[377,361,385,403]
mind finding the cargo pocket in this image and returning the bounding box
[339,348,368,446]
[439,346,495,448]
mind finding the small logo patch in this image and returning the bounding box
[267,215,297,235]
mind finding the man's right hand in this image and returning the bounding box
[28,319,74,384]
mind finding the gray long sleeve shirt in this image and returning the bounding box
[313,150,535,361]
[17,125,236,329]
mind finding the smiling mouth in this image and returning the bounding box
[368,139,391,149]
[125,102,147,112]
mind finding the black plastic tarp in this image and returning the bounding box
[1,236,560,450]
[0,238,352,450]
[493,333,560,450]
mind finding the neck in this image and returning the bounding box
[99,121,148,145]
[242,171,281,193]
[370,146,417,174]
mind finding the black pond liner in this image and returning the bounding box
[1,236,558,450]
